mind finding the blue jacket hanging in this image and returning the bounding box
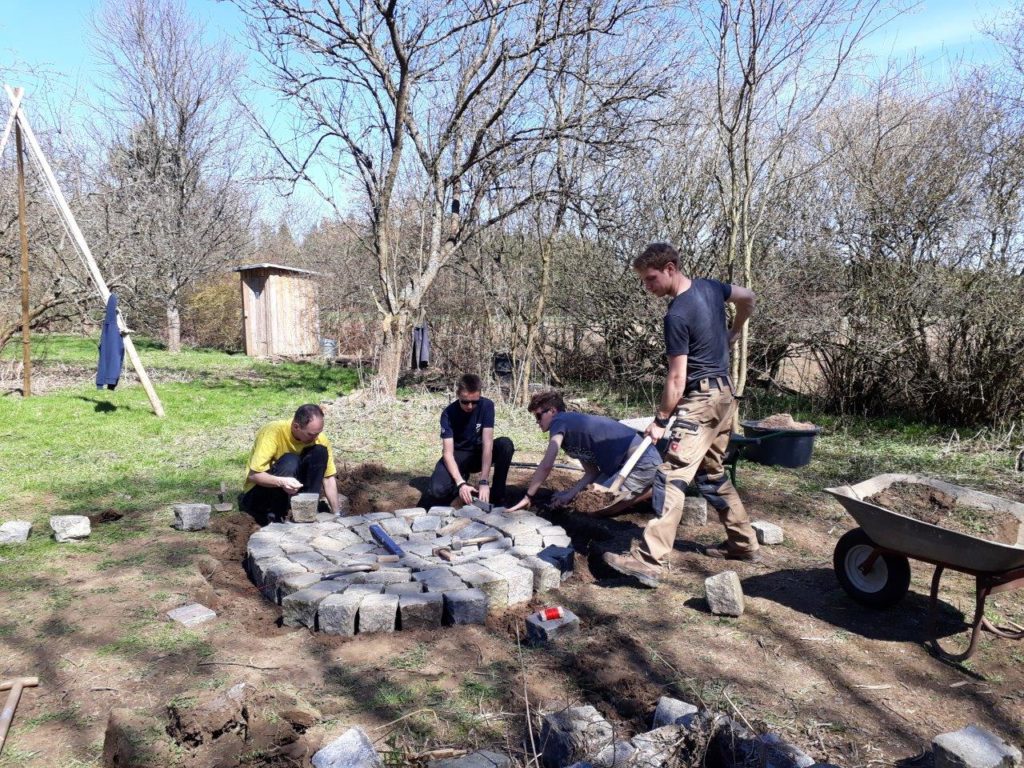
[96,293,125,390]
[411,324,431,369]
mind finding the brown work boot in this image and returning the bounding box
[704,542,762,562]
[602,552,661,588]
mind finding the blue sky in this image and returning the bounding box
[0,0,1017,227]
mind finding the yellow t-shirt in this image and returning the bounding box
[242,419,337,491]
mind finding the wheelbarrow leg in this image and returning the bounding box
[927,566,989,662]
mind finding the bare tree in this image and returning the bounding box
[236,0,672,396]
[687,0,902,397]
[90,0,253,352]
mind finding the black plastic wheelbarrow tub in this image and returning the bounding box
[738,421,821,468]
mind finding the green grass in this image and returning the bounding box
[0,334,359,521]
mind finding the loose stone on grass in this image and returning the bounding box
[652,696,699,728]
[539,705,615,768]
[705,571,745,616]
[0,520,32,544]
[752,520,784,545]
[50,515,91,542]
[312,726,383,768]
[167,603,216,627]
[932,725,1022,768]
[173,503,211,531]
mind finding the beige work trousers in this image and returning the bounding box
[636,386,758,565]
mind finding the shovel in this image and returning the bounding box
[596,416,675,494]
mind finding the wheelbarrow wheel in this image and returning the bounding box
[833,528,911,608]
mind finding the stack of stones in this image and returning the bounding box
[246,505,575,636]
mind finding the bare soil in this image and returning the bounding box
[751,413,818,431]
[868,482,1021,545]
[2,465,1023,767]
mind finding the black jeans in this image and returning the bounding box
[241,445,328,525]
[427,436,514,505]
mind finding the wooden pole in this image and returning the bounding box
[15,116,31,398]
[3,86,165,417]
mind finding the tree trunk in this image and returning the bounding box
[372,312,409,398]
[166,302,182,353]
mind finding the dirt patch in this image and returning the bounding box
[571,487,620,515]
[336,462,424,514]
[868,481,1021,545]
[750,413,817,430]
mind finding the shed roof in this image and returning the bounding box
[233,263,321,276]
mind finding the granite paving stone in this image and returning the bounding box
[399,592,444,629]
[359,593,399,633]
[443,588,488,624]
[318,592,364,636]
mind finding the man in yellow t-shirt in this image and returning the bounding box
[240,403,342,524]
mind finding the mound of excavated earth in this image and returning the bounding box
[246,505,574,635]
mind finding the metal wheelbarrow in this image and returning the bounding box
[826,473,1024,661]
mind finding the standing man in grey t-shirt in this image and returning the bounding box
[604,242,760,588]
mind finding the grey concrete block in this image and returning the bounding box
[399,592,444,630]
[631,724,686,768]
[452,563,508,610]
[526,608,579,643]
[705,571,745,616]
[282,582,348,627]
[411,515,443,532]
[379,517,412,538]
[540,706,614,768]
[513,533,544,548]
[538,545,575,576]
[167,603,216,627]
[345,583,384,595]
[482,554,534,605]
[50,515,91,542]
[279,572,322,599]
[319,592,364,636]
[290,493,320,523]
[682,496,708,526]
[652,696,699,728]
[443,588,488,625]
[0,520,32,544]
[593,741,636,767]
[173,503,211,531]
[519,555,562,593]
[359,593,399,633]
[752,520,785,545]
[395,507,427,519]
[363,568,414,585]
[312,726,383,768]
[385,582,425,596]
[290,550,336,573]
[933,725,1022,768]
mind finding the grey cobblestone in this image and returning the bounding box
[399,592,444,629]
[359,593,399,633]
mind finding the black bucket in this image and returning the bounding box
[739,421,821,468]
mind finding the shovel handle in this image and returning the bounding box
[608,416,675,493]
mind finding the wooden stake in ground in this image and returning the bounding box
[14,105,30,398]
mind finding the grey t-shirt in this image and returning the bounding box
[664,278,732,388]
[550,412,659,475]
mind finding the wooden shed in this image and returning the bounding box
[234,263,321,358]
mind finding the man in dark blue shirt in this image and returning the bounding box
[507,390,661,513]
[427,373,515,506]
[604,242,760,588]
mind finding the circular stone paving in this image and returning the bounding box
[245,505,575,636]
